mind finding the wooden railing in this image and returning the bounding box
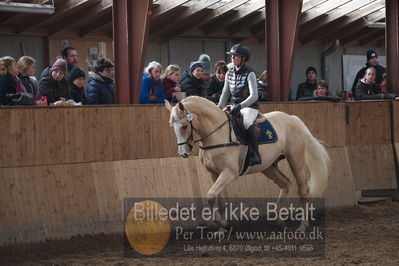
[0,101,398,246]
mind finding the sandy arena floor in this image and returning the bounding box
[1,201,399,266]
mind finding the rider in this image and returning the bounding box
[218,44,261,166]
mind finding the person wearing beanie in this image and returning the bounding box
[68,67,87,104]
[198,54,211,94]
[39,58,70,104]
[139,61,165,104]
[198,54,211,76]
[86,57,115,104]
[295,66,318,100]
[351,49,386,99]
[180,61,207,97]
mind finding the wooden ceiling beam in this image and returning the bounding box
[150,0,220,35]
[300,0,352,25]
[250,20,264,35]
[79,9,112,37]
[0,0,53,26]
[227,10,263,35]
[376,36,385,47]
[319,7,386,44]
[240,31,264,44]
[151,0,190,19]
[162,0,249,39]
[302,0,328,12]
[15,0,96,34]
[48,0,112,35]
[203,0,264,34]
[301,1,385,45]
[358,28,385,46]
[0,13,20,26]
[340,27,375,45]
[300,0,376,37]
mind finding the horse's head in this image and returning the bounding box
[165,100,195,158]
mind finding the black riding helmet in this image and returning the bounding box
[226,44,250,62]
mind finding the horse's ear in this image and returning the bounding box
[178,102,185,112]
[165,100,173,112]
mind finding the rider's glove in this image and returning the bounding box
[230,104,242,116]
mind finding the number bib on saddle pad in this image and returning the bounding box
[232,114,278,145]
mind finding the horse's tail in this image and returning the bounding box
[293,116,331,197]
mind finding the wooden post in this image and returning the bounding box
[386,0,399,95]
[113,0,152,104]
[266,0,302,101]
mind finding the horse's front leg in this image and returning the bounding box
[207,168,237,230]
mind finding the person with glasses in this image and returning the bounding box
[87,57,115,105]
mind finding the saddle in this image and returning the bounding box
[224,106,278,145]
[224,106,278,176]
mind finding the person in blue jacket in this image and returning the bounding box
[87,57,115,105]
[140,61,165,104]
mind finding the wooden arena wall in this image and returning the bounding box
[0,101,398,246]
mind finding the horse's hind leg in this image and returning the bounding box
[287,155,310,231]
[286,155,308,201]
[262,165,292,204]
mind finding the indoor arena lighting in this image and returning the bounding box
[0,2,55,15]
[367,22,386,28]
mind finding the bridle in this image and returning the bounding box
[176,112,196,150]
[176,107,239,150]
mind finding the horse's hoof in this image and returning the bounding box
[213,227,229,240]
[296,225,306,233]
[221,219,230,228]
[296,220,309,232]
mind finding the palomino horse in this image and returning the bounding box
[165,96,330,230]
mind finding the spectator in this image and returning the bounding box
[180,54,211,89]
[207,60,228,103]
[17,56,39,100]
[140,61,165,104]
[199,54,211,92]
[199,54,211,79]
[295,66,317,100]
[351,50,386,98]
[162,64,181,102]
[180,61,206,97]
[39,58,70,104]
[298,80,339,102]
[355,67,398,101]
[87,57,115,104]
[257,70,268,101]
[68,67,87,104]
[0,56,34,105]
[62,46,78,78]
[315,80,329,96]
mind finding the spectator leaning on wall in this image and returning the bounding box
[351,50,386,99]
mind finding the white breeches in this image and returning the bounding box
[240,107,258,129]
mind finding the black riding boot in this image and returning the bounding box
[247,125,262,166]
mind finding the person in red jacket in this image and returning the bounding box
[162,64,181,102]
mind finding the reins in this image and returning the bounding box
[176,104,240,150]
[199,111,240,150]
